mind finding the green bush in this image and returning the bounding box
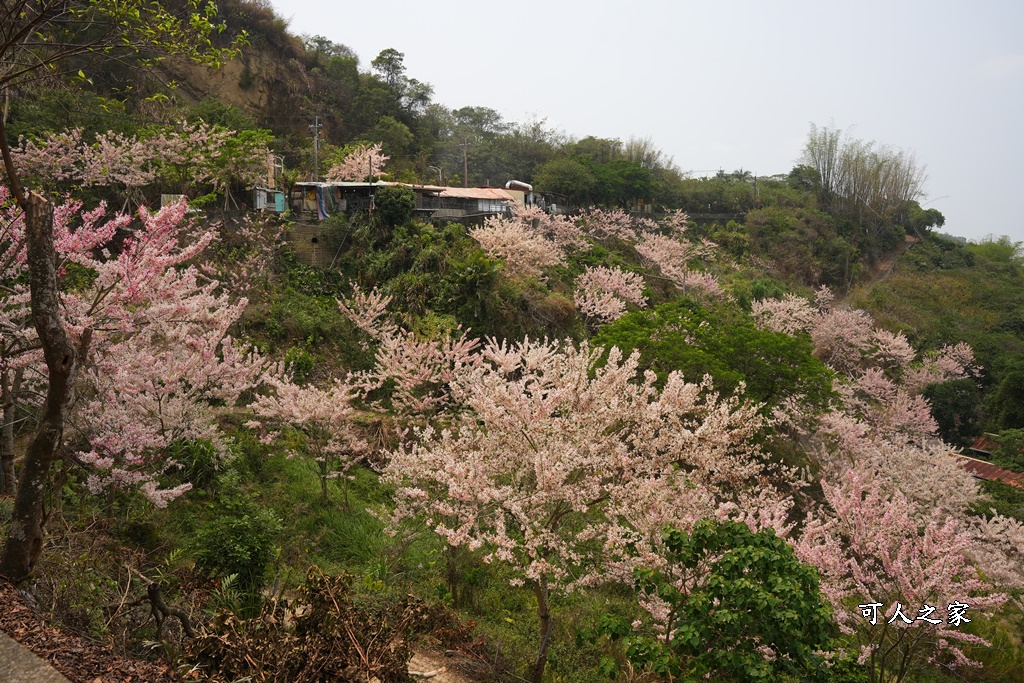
[374,185,416,227]
[587,520,836,682]
[283,345,315,383]
[923,379,982,448]
[992,429,1024,472]
[166,439,222,492]
[594,298,835,411]
[190,473,282,605]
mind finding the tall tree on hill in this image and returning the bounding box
[0,0,243,582]
[800,124,927,256]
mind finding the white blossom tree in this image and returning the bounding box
[384,338,776,683]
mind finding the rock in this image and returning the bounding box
[0,631,70,683]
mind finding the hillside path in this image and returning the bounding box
[836,234,919,308]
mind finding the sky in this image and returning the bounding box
[269,0,1024,242]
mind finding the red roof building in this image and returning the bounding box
[969,434,1000,457]
[952,452,1024,489]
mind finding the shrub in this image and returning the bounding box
[587,520,836,682]
[190,474,282,605]
[374,185,415,227]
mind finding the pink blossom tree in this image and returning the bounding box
[634,232,723,298]
[795,468,1007,683]
[11,122,268,209]
[336,282,396,342]
[0,0,245,582]
[753,289,975,449]
[469,216,565,280]
[1,188,130,494]
[325,143,390,182]
[1,196,264,509]
[249,368,368,504]
[349,327,480,417]
[63,202,263,505]
[383,338,773,683]
[573,265,647,327]
[577,207,640,242]
[513,205,587,251]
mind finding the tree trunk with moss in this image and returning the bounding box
[0,193,90,582]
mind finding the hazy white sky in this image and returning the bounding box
[270,0,1024,242]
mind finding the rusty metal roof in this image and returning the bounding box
[952,453,1024,488]
[970,434,1001,454]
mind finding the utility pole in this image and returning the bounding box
[309,116,322,181]
[462,137,469,187]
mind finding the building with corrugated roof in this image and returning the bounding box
[289,182,521,222]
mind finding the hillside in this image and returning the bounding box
[3,2,1024,683]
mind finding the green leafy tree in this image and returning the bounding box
[373,185,416,227]
[587,521,835,683]
[368,115,413,157]
[922,378,981,447]
[594,299,835,411]
[370,48,406,89]
[969,234,1024,265]
[534,157,596,204]
[991,429,1024,472]
[988,358,1024,430]
[593,159,654,207]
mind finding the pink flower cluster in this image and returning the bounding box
[12,122,271,204]
[470,216,566,280]
[573,266,647,324]
[2,190,264,507]
[384,338,779,596]
[325,144,390,182]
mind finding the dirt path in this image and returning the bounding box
[408,650,479,682]
[837,234,919,308]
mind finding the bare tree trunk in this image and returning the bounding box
[1,368,23,495]
[529,576,553,683]
[0,193,90,582]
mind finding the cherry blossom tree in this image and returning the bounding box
[383,338,774,683]
[349,327,480,417]
[577,207,640,242]
[751,289,1021,682]
[749,293,816,336]
[0,0,246,583]
[751,289,966,389]
[249,368,367,504]
[12,122,270,208]
[795,468,1006,683]
[753,288,975,449]
[573,265,647,327]
[336,280,481,466]
[201,213,284,317]
[0,196,263,578]
[634,232,723,298]
[325,143,390,182]
[1,187,130,495]
[659,209,692,237]
[50,202,261,505]
[336,282,396,342]
[469,216,565,280]
[513,205,587,251]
